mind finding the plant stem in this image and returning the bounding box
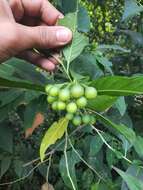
[64,130,76,190]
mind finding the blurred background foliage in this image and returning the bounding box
[0,0,143,190]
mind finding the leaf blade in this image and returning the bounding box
[40,118,69,161]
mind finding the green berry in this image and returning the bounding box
[59,88,70,101]
[52,102,58,110]
[76,97,87,108]
[49,86,59,97]
[90,116,96,124]
[85,87,97,99]
[45,85,52,93]
[82,114,91,124]
[66,102,78,113]
[70,84,84,98]
[66,113,74,120]
[72,116,82,126]
[57,101,66,110]
[47,96,56,103]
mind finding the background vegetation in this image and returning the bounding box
[0,0,143,189]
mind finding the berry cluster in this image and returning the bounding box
[45,83,97,126]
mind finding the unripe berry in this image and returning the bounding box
[70,84,84,98]
[45,85,52,93]
[85,87,97,99]
[57,101,66,110]
[59,88,70,101]
[82,114,91,124]
[66,102,78,113]
[76,97,87,108]
[72,116,82,126]
[52,102,58,110]
[49,86,59,97]
[47,96,56,103]
[66,113,74,120]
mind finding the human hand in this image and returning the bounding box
[0,0,72,71]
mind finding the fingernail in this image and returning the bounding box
[56,28,72,43]
[58,14,64,19]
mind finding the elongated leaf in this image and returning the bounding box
[113,166,143,190]
[40,118,69,161]
[0,157,11,178]
[59,13,88,64]
[59,150,80,190]
[88,95,117,112]
[122,0,143,21]
[63,31,88,63]
[134,136,143,158]
[78,6,90,32]
[91,76,143,96]
[0,77,44,92]
[94,112,136,144]
[96,44,130,53]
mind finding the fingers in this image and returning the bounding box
[15,24,72,51]
[18,50,59,71]
[10,0,63,25]
[0,0,14,21]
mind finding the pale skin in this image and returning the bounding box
[0,0,72,71]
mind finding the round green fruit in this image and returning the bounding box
[76,97,87,108]
[70,84,84,98]
[45,85,52,93]
[72,116,82,126]
[85,87,97,99]
[66,113,74,120]
[57,101,66,110]
[90,116,96,124]
[47,96,56,103]
[59,88,70,101]
[49,86,59,97]
[82,114,91,124]
[51,102,58,110]
[66,102,77,113]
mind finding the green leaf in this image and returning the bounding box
[91,76,143,96]
[89,135,104,156]
[78,6,90,32]
[0,122,13,153]
[63,31,88,63]
[88,95,117,112]
[122,165,143,190]
[94,112,136,144]
[0,157,11,178]
[122,0,143,21]
[23,96,46,130]
[40,117,69,161]
[59,13,88,64]
[113,166,143,190]
[58,0,77,14]
[71,53,104,80]
[120,30,143,47]
[96,44,130,53]
[59,150,80,190]
[114,97,127,116]
[0,77,44,92]
[134,136,143,158]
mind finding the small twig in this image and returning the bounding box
[0,157,50,186]
[68,137,105,181]
[23,125,84,167]
[91,125,132,164]
[64,130,76,190]
[46,154,53,183]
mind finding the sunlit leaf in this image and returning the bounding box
[40,118,69,162]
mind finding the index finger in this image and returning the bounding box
[10,0,64,25]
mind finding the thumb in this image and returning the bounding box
[16,24,72,50]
